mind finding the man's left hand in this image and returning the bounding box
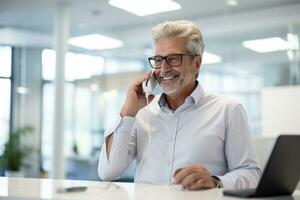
[173,164,217,190]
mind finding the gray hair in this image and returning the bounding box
[151,20,205,57]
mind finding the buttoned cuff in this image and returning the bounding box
[215,175,232,190]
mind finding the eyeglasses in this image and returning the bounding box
[148,54,199,69]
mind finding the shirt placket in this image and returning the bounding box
[168,111,180,183]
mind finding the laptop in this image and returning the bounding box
[223,135,300,198]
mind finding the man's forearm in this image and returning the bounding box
[218,167,261,190]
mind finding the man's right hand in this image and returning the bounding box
[107,72,156,158]
[120,71,155,117]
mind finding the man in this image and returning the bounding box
[98,20,262,190]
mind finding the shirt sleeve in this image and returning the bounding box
[216,103,262,190]
[98,115,137,181]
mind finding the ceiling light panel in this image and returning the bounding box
[69,34,123,50]
[108,0,181,16]
[242,37,289,53]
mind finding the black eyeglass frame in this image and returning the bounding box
[148,53,199,69]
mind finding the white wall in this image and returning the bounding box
[261,86,300,188]
[253,137,276,169]
[261,86,300,136]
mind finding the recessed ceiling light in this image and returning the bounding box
[69,34,123,50]
[226,0,238,7]
[242,37,289,53]
[108,0,181,16]
[202,52,222,64]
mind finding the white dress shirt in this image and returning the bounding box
[98,83,262,190]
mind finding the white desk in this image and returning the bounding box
[0,177,299,200]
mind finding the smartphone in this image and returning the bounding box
[56,186,87,193]
[142,70,158,96]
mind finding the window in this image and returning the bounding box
[104,59,144,74]
[42,49,104,81]
[41,49,106,172]
[41,83,75,171]
[0,46,12,154]
[0,46,12,77]
[41,48,142,177]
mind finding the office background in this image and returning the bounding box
[0,0,299,183]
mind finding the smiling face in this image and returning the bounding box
[154,37,201,98]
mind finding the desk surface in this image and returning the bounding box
[0,177,299,200]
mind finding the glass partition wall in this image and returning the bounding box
[0,46,12,156]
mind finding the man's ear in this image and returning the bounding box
[194,55,202,72]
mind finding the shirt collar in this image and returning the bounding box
[158,81,204,110]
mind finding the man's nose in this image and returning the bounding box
[160,58,172,71]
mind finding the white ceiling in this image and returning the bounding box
[0,0,300,75]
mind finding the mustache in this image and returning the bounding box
[158,72,180,78]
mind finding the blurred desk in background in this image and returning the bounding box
[65,155,135,182]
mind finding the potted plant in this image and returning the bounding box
[0,126,34,177]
